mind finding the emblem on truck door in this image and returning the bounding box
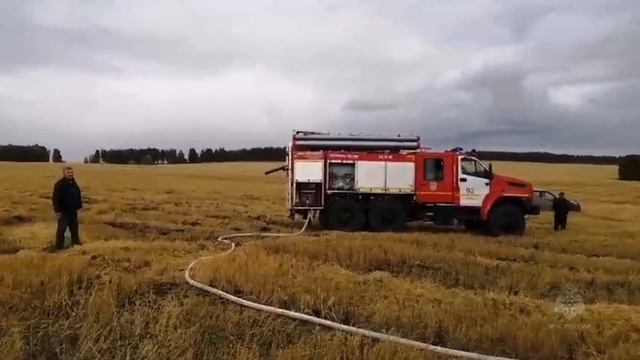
[429,181,438,191]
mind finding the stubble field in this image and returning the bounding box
[0,161,639,360]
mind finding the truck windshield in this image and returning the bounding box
[461,157,490,178]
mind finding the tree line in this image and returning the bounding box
[0,145,55,162]
[2,144,639,181]
[84,148,629,166]
[85,147,287,164]
[476,151,619,165]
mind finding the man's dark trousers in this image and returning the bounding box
[554,213,567,231]
[55,211,80,249]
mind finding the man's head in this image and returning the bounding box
[63,166,74,180]
[559,192,565,198]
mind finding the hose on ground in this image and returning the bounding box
[184,216,516,360]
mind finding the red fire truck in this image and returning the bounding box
[268,131,540,236]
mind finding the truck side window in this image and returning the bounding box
[425,159,444,181]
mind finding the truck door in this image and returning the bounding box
[458,156,491,207]
[415,154,455,204]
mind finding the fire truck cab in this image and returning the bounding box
[271,131,539,236]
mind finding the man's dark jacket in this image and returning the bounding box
[52,178,83,213]
[552,197,571,216]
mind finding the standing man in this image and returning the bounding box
[52,166,83,249]
[552,192,571,231]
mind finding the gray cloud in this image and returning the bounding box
[0,0,639,160]
[343,99,398,112]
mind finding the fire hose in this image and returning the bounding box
[184,216,516,360]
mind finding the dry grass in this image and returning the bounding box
[0,161,639,360]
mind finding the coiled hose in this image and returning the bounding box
[185,216,516,360]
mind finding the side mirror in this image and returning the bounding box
[488,163,494,180]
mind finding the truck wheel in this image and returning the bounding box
[368,200,407,232]
[487,203,525,236]
[326,199,365,231]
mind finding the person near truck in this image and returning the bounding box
[552,192,571,231]
[52,166,83,249]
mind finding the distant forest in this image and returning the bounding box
[476,151,619,165]
[85,147,286,164]
[0,144,631,165]
[0,145,52,162]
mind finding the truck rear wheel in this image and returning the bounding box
[368,200,407,232]
[326,199,365,231]
[487,203,525,236]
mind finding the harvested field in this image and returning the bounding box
[0,162,639,359]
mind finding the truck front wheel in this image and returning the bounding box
[326,199,366,231]
[487,203,525,236]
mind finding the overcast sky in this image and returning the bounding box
[1,0,639,160]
